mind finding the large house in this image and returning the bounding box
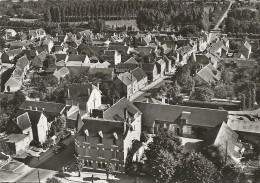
[114,72,138,99]
[134,101,228,138]
[75,97,142,173]
[66,83,102,113]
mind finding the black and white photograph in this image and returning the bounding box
[0,0,260,182]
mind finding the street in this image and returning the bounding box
[130,77,172,102]
[16,136,75,182]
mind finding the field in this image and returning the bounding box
[105,19,138,31]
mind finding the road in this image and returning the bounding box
[213,1,233,30]
[16,136,76,182]
[130,77,172,102]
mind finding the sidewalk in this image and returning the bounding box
[58,171,152,183]
[130,76,169,102]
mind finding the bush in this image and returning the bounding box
[183,100,240,110]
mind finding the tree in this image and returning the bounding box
[149,150,177,183]
[75,158,84,177]
[144,129,183,182]
[191,86,214,101]
[52,116,67,133]
[105,163,114,180]
[46,177,61,183]
[175,151,220,183]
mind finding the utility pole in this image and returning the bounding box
[225,141,228,164]
[37,169,41,183]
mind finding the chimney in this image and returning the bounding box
[88,89,91,95]
[97,83,99,90]
[29,106,32,110]
[124,108,128,121]
[124,121,127,133]
[35,107,38,111]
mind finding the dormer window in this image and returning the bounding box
[98,131,103,144]
[84,129,89,142]
[113,132,118,145]
[180,111,191,125]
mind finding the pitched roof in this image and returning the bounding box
[117,72,137,86]
[227,114,260,134]
[55,54,68,62]
[104,97,140,122]
[135,47,155,55]
[131,67,147,82]
[88,68,114,76]
[209,40,224,54]
[53,67,70,79]
[16,56,29,70]
[67,54,88,62]
[116,63,138,71]
[16,112,31,131]
[125,57,138,64]
[78,118,126,139]
[68,83,99,100]
[205,122,240,158]
[197,63,221,84]
[32,51,47,67]
[134,102,228,128]
[27,111,43,124]
[19,100,66,115]
[141,63,156,72]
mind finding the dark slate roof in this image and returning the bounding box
[141,63,155,72]
[16,112,31,131]
[104,97,140,122]
[55,54,67,62]
[27,111,42,124]
[68,55,87,62]
[117,72,137,86]
[131,67,147,82]
[68,83,99,100]
[78,118,126,139]
[16,56,29,70]
[116,63,138,71]
[88,68,114,76]
[125,57,138,64]
[135,47,155,55]
[134,102,228,128]
[19,100,66,115]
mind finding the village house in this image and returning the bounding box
[114,72,138,99]
[66,54,90,66]
[19,100,67,120]
[52,67,70,84]
[238,41,252,59]
[204,122,243,161]
[134,101,228,138]
[156,59,166,77]
[103,50,122,66]
[195,63,221,85]
[227,110,260,148]
[7,111,49,144]
[0,134,30,155]
[5,29,17,40]
[66,83,102,113]
[31,51,47,69]
[141,63,160,82]
[130,67,148,90]
[28,28,46,40]
[74,97,142,172]
[1,49,23,64]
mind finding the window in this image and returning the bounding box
[115,164,119,171]
[99,136,103,144]
[84,160,92,167]
[84,135,88,142]
[112,150,117,159]
[102,162,106,169]
[84,147,89,156]
[98,149,103,158]
[98,162,102,169]
[113,138,116,146]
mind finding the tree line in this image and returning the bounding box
[226,8,260,34]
